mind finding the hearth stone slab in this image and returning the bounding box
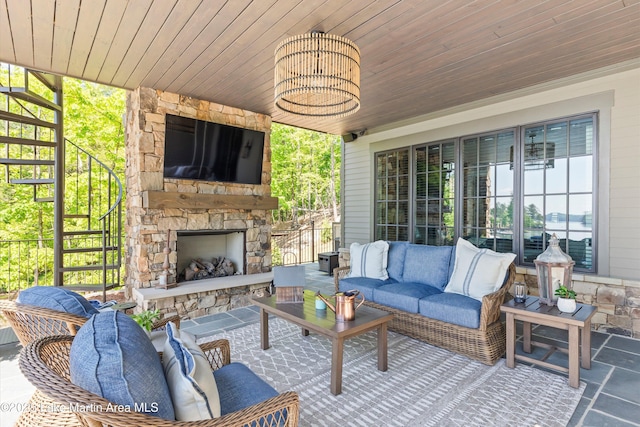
[133,272,273,319]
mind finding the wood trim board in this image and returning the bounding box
[142,190,278,210]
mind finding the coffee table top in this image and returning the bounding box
[252,296,393,338]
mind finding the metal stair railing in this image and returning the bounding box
[0,63,123,298]
[61,139,123,299]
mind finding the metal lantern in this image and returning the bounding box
[534,234,575,305]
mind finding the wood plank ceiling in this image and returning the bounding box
[1,0,639,136]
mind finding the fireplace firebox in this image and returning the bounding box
[176,230,246,283]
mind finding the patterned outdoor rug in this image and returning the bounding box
[201,318,585,427]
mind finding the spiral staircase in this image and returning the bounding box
[0,64,122,299]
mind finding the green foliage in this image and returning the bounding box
[64,79,126,175]
[524,203,543,229]
[131,309,160,332]
[270,124,341,223]
[554,285,577,300]
[271,240,283,266]
[320,219,333,244]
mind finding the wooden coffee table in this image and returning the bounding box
[251,296,394,395]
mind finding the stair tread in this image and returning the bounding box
[59,264,119,272]
[10,178,55,184]
[63,246,118,253]
[7,90,62,111]
[0,135,57,147]
[0,158,55,166]
[0,110,56,128]
[62,230,106,236]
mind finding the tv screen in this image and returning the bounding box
[163,114,265,185]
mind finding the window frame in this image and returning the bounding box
[372,112,598,273]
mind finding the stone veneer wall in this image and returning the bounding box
[124,87,273,297]
[136,281,271,319]
[338,249,640,338]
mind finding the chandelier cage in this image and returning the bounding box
[274,32,361,118]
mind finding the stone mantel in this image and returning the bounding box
[142,191,278,210]
[134,272,273,301]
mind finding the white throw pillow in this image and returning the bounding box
[162,322,221,420]
[444,238,516,301]
[348,240,390,280]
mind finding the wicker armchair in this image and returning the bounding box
[0,299,181,426]
[20,335,300,427]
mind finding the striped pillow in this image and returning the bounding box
[348,241,390,280]
[444,238,515,301]
[162,322,221,420]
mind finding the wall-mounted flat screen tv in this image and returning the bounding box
[163,114,265,185]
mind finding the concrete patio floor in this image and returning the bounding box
[1,263,639,426]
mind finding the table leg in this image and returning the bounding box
[377,322,388,372]
[301,327,309,336]
[260,308,269,350]
[506,312,516,368]
[568,325,580,388]
[523,320,532,353]
[581,321,592,369]
[331,338,344,395]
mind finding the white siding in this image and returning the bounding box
[342,61,640,280]
[342,136,373,246]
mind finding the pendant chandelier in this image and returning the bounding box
[274,31,361,118]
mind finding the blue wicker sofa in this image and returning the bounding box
[334,239,516,365]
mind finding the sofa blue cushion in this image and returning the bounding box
[338,277,396,301]
[214,362,280,416]
[418,293,482,329]
[373,282,442,313]
[386,241,409,282]
[70,311,175,420]
[18,286,99,318]
[401,245,454,290]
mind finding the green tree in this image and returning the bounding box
[63,79,126,174]
[524,203,543,229]
[270,124,340,224]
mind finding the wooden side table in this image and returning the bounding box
[501,297,597,388]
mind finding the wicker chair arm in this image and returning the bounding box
[198,339,231,370]
[333,266,350,291]
[20,335,299,427]
[152,314,181,331]
[0,300,88,345]
[479,262,516,331]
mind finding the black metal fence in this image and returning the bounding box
[271,221,341,266]
[0,238,54,294]
[0,221,342,295]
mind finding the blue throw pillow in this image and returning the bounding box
[17,286,99,318]
[401,245,454,290]
[70,311,175,420]
[387,241,409,282]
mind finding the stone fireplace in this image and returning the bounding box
[124,88,277,318]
